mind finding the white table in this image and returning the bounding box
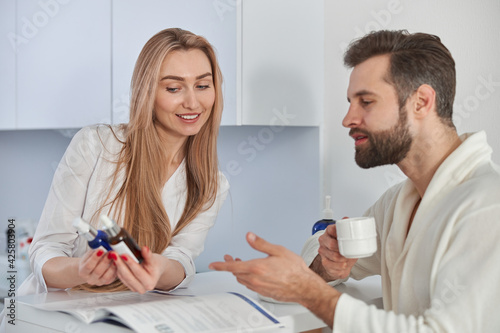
[5,271,382,333]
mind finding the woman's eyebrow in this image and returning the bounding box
[196,72,212,80]
[160,72,212,81]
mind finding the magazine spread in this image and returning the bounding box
[29,291,283,332]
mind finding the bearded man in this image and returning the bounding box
[210,30,500,332]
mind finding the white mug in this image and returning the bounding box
[336,217,377,258]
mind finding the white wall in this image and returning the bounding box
[0,126,320,273]
[323,0,500,218]
[196,126,320,271]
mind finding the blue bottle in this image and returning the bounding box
[312,195,336,234]
[73,217,113,251]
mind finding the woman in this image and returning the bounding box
[18,28,230,295]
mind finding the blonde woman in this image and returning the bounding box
[18,28,230,295]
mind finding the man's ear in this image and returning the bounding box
[412,84,436,119]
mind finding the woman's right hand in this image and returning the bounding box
[78,249,117,286]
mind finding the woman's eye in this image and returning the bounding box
[197,85,210,90]
[166,87,179,93]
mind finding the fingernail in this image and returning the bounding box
[108,252,118,261]
[121,255,128,261]
[96,250,104,257]
[247,232,256,242]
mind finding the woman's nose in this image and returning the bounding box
[182,89,200,110]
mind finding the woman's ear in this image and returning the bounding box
[412,84,436,119]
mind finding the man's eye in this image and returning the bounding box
[361,100,373,106]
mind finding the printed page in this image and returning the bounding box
[31,291,166,324]
[107,292,283,333]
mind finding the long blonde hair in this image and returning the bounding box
[81,28,223,292]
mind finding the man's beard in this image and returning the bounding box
[351,106,413,169]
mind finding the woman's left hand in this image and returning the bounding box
[110,246,174,294]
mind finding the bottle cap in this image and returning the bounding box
[100,215,114,228]
[100,214,120,236]
[73,217,98,240]
[322,195,334,220]
[73,217,90,233]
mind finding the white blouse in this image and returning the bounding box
[18,125,230,295]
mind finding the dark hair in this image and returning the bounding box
[344,30,456,127]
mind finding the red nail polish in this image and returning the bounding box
[96,249,104,257]
[121,255,128,262]
[108,252,117,261]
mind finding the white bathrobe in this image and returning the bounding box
[302,131,500,332]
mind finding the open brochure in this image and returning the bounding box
[29,291,284,332]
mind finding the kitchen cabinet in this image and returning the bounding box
[240,0,323,126]
[0,0,16,130]
[2,0,322,130]
[16,0,111,129]
[112,0,237,125]
[113,0,323,126]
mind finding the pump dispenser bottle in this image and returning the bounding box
[312,195,336,234]
[73,217,113,251]
[100,215,144,263]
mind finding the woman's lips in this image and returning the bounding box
[176,113,201,122]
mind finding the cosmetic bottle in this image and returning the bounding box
[312,195,336,234]
[73,217,113,252]
[100,215,144,263]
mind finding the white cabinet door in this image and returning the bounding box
[113,0,322,127]
[7,0,322,130]
[112,0,237,125]
[16,0,111,129]
[0,0,16,130]
[241,0,323,126]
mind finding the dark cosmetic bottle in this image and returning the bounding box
[100,215,144,263]
[73,217,113,252]
[312,195,336,234]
